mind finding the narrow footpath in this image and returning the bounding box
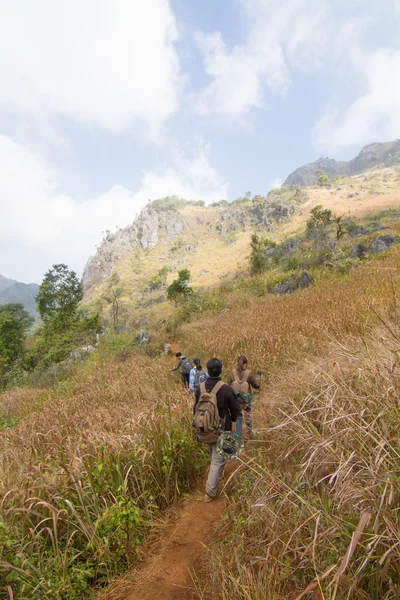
[103,463,241,600]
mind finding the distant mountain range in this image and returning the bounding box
[283,140,400,186]
[0,274,39,317]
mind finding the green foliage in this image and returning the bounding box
[0,303,34,331]
[36,264,83,332]
[315,169,331,187]
[268,187,286,197]
[210,199,229,207]
[0,313,24,363]
[166,269,194,306]
[95,495,143,566]
[149,266,169,290]
[249,234,278,274]
[148,196,205,212]
[307,205,333,229]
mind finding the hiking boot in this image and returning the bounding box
[203,493,214,503]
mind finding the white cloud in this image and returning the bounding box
[313,48,400,152]
[0,0,183,139]
[0,135,228,283]
[192,0,333,119]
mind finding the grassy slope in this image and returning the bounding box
[83,166,400,325]
[2,167,400,598]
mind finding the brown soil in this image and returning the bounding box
[102,462,240,600]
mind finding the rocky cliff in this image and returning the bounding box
[81,193,302,294]
[284,140,400,186]
[82,206,189,290]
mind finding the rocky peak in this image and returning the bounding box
[82,206,188,292]
[284,139,400,187]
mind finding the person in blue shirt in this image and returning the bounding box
[189,358,208,393]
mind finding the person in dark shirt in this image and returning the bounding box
[169,352,192,388]
[194,357,241,502]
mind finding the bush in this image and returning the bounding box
[268,187,286,197]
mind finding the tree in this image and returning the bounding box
[307,205,348,238]
[166,269,194,305]
[102,287,124,329]
[0,303,34,331]
[0,313,24,363]
[307,205,333,229]
[249,234,277,274]
[36,264,83,331]
[315,170,331,187]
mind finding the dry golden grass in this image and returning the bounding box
[0,352,206,598]
[195,328,400,599]
[179,246,400,379]
[84,165,400,324]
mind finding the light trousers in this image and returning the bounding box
[206,443,227,498]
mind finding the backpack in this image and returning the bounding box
[231,369,251,406]
[180,357,193,374]
[194,368,207,390]
[193,381,225,444]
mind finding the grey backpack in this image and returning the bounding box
[180,357,193,374]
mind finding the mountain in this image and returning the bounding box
[81,159,400,315]
[0,275,39,317]
[283,140,400,186]
[81,193,302,299]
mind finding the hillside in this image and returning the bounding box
[2,158,400,600]
[283,139,400,186]
[0,274,39,317]
[3,239,400,599]
[81,163,400,327]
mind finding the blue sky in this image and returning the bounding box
[0,0,399,283]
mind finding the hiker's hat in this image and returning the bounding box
[193,358,201,365]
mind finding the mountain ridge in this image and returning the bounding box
[283,140,400,186]
[0,275,39,317]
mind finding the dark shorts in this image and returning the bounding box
[181,372,190,386]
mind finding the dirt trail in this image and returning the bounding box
[104,463,240,600]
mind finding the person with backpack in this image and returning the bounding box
[227,355,261,439]
[169,352,193,388]
[189,358,208,393]
[193,357,241,503]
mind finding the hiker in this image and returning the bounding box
[189,358,208,393]
[227,355,261,439]
[193,357,241,503]
[169,352,193,388]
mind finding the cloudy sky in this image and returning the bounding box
[1,0,399,283]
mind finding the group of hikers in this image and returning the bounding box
[169,352,262,503]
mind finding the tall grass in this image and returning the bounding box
[192,324,400,597]
[0,355,206,599]
[180,247,400,375]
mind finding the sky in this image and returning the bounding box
[0,0,399,283]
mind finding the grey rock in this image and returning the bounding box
[368,239,388,254]
[273,274,297,295]
[82,206,188,292]
[281,239,299,253]
[137,329,151,345]
[376,234,395,246]
[350,244,366,259]
[349,227,371,238]
[298,272,312,289]
[162,343,171,355]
